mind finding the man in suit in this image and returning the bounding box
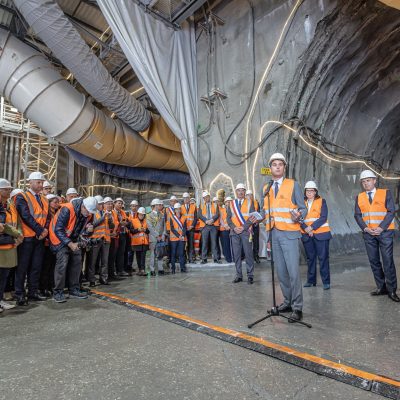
[228,183,256,284]
[354,170,399,302]
[254,153,307,322]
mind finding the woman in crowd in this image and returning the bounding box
[39,194,60,297]
[169,203,187,274]
[301,181,332,290]
[130,207,150,276]
[0,179,23,313]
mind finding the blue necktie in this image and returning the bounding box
[368,192,373,204]
[35,194,43,208]
[274,182,279,197]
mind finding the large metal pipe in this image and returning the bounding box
[0,30,186,171]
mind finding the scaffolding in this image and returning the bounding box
[0,96,58,189]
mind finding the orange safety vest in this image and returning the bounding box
[131,218,149,246]
[263,178,300,232]
[219,206,230,231]
[165,206,174,231]
[110,209,119,238]
[300,198,331,234]
[181,203,196,228]
[357,189,395,230]
[170,214,187,242]
[49,203,77,246]
[20,191,49,238]
[199,203,220,228]
[0,202,19,250]
[92,210,112,242]
[230,198,252,227]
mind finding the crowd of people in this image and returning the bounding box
[0,152,398,321]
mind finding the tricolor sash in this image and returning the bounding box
[232,199,246,226]
[171,212,184,230]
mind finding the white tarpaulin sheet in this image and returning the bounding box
[97,0,202,190]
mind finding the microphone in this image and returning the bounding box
[263,180,274,197]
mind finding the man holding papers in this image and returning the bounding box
[227,183,257,285]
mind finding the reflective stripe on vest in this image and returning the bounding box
[219,207,229,231]
[181,203,196,228]
[131,218,149,246]
[49,203,77,246]
[230,198,251,227]
[199,203,220,228]
[21,191,49,237]
[300,198,331,234]
[92,211,111,242]
[263,178,300,232]
[358,189,395,230]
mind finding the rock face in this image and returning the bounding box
[196,0,400,253]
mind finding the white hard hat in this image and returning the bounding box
[0,179,12,189]
[235,183,246,190]
[269,152,287,166]
[213,196,218,202]
[137,207,146,214]
[130,200,139,206]
[190,198,196,202]
[202,191,210,198]
[170,195,177,200]
[360,170,377,180]
[174,202,182,210]
[246,190,253,195]
[27,171,46,181]
[150,198,159,206]
[46,194,57,201]
[225,196,233,202]
[103,196,113,203]
[156,199,164,205]
[83,196,98,214]
[114,197,124,203]
[66,187,78,195]
[10,188,23,198]
[94,195,104,204]
[182,192,190,198]
[43,181,52,188]
[304,181,318,190]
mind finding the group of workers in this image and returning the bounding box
[0,151,398,320]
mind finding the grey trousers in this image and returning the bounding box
[201,225,218,261]
[231,230,254,279]
[88,240,110,282]
[271,229,303,311]
[147,242,164,273]
[54,246,82,293]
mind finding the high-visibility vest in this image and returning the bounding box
[230,198,251,227]
[300,198,331,234]
[131,218,149,246]
[0,201,19,250]
[181,203,196,228]
[165,206,174,231]
[358,189,395,230]
[110,209,119,238]
[263,178,300,232]
[49,203,77,246]
[92,211,111,242]
[199,203,219,228]
[20,191,49,238]
[170,214,187,242]
[219,206,230,231]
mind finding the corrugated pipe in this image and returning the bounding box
[67,148,191,187]
[0,30,187,171]
[13,0,182,153]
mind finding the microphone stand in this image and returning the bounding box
[248,181,312,329]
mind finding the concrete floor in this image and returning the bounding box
[1,246,399,399]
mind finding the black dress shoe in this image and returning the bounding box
[388,291,400,302]
[99,280,110,285]
[277,303,292,313]
[214,260,222,264]
[371,287,388,296]
[254,256,260,264]
[16,297,27,306]
[288,310,303,323]
[28,293,47,301]
[158,271,165,275]
[232,277,243,283]
[201,260,207,264]
[89,282,96,288]
[247,277,254,285]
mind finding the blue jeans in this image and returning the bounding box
[302,235,330,285]
[170,240,186,272]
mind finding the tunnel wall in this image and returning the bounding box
[196,0,400,254]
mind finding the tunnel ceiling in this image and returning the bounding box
[282,0,400,176]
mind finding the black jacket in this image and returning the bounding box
[0,203,15,246]
[50,199,92,251]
